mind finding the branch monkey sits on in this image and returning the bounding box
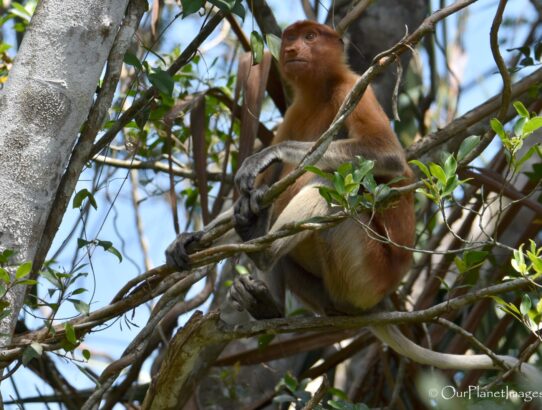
[166,20,541,382]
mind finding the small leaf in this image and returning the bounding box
[0,249,14,264]
[520,294,532,316]
[148,69,174,97]
[258,334,275,349]
[123,52,143,71]
[77,238,92,249]
[523,117,542,135]
[96,240,123,262]
[409,160,430,178]
[283,372,298,392]
[82,349,91,361]
[0,268,10,283]
[305,165,333,181]
[490,118,506,139]
[73,189,97,210]
[64,323,77,345]
[208,0,237,12]
[429,163,447,185]
[457,135,480,162]
[70,299,90,315]
[250,31,264,65]
[231,0,245,19]
[513,101,530,118]
[266,34,281,61]
[180,0,204,17]
[15,262,32,279]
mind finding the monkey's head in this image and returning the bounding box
[280,21,346,86]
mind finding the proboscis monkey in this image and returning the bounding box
[166,21,541,382]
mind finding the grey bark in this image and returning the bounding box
[0,0,129,348]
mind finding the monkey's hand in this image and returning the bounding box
[228,275,283,319]
[234,146,279,194]
[234,185,270,242]
[165,231,204,271]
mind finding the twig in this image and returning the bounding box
[336,0,373,35]
[93,154,232,183]
[435,317,510,371]
[301,375,329,410]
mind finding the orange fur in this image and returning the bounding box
[269,21,415,311]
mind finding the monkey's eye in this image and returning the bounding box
[305,32,317,41]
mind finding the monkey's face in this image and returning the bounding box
[279,21,344,84]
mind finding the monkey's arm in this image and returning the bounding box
[235,139,406,193]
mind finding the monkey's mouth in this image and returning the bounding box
[284,59,308,65]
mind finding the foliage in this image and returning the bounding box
[1,1,542,409]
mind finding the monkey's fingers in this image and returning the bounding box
[249,185,269,214]
[164,231,203,271]
[228,275,283,319]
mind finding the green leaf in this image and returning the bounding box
[64,323,77,345]
[332,172,346,195]
[0,249,14,264]
[208,0,236,12]
[231,0,245,19]
[266,34,281,61]
[409,160,430,178]
[520,294,532,315]
[77,238,92,249]
[490,118,506,139]
[96,240,123,263]
[69,299,90,315]
[148,69,174,97]
[523,117,542,135]
[283,372,298,393]
[457,135,480,162]
[464,250,488,267]
[337,162,352,177]
[429,163,447,185]
[15,261,32,279]
[258,333,275,349]
[513,101,530,118]
[73,189,97,210]
[305,165,333,181]
[180,0,204,17]
[124,52,143,71]
[250,31,264,65]
[443,154,457,178]
[0,268,10,283]
[10,3,32,22]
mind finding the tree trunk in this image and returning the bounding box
[0,0,129,347]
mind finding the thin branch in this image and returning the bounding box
[336,0,372,35]
[93,154,232,183]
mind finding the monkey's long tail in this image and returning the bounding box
[370,324,542,385]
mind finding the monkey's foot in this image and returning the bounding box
[228,275,283,319]
[165,231,204,271]
[234,185,270,242]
